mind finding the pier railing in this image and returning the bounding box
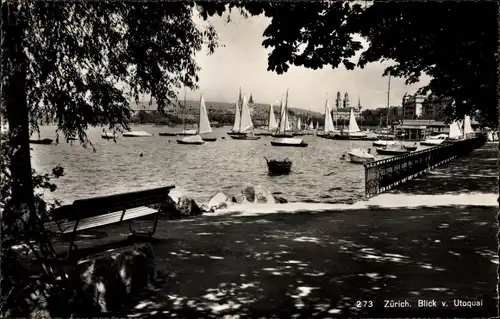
[364,136,487,198]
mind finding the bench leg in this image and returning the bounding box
[66,232,79,260]
[150,213,159,237]
[129,221,137,236]
[128,213,159,239]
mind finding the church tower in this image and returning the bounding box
[343,92,350,108]
[335,91,342,110]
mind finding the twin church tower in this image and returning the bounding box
[334,92,361,111]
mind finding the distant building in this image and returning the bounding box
[332,106,362,122]
[343,92,350,108]
[335,92,342,110]
[130,100,180,115]
[402,94,425,119]
[397,119,481,140]
[421,95,451,121]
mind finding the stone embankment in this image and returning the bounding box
[154,184,288,219]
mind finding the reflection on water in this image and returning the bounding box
[31,125,376,204]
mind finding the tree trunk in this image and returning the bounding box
[2,4,34,217]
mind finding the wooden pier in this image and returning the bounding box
[364,136,487,198]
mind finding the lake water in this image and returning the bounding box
[31,125,386,205]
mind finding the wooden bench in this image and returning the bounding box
[45,185,175,258]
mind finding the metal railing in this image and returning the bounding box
[364,136,487,198]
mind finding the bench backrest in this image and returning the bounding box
[68,186,175,221]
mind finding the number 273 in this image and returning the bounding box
[356,300,374,308]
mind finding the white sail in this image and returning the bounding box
[324,100,335,133]
[463,116,474,135]
[347,108,361,133]
[308,121,314,130]
[232,102,241,132]
[239,95,253,132]
[198,94,212,135]
[268,104,278,130]
[448,121,462,139]
[296,117,301,131]
[315,122,319,130]
[285,113,291,131]
[278,97,287,133]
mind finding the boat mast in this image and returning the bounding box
[284,89,289,133]
[183,87,187,131]
[277,97,284,135]
[197,94,202,134]
[238,88,243,133]
[386,71,392,129]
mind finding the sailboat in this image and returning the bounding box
[308,120,314,131]
[293,117,305,136]
[332,108,367,140]
[270,90,308,147]
[256,104,278,136]
[227,88,247,137]
[443,120,464,144]
[272,97,294,138]
[177,88,197,136]
[462,115,474,138]
[230,95,260,140]
[177,94,213,145]
[318,99,336,138]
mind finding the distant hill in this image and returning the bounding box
[131,99,323,117]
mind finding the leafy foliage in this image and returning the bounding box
[201,1,497,126]
[354,1,497,126]
[2,1,220,144]
[0,133,75,318]
[1,2,222,317]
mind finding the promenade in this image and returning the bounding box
[67,144,498,318]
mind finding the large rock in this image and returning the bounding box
[158,195,204,219]
[9,244,156,318]
[273,195,288,203]
[175,196,203,218]
[204,184,286,212]
[72,243,157,313]
[237,184,276,204]
[201,192,229,212]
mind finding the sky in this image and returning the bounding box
[188,10,431,113]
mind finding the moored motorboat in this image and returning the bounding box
[270,137,308,147]
[347,148,375,164]
[123,131,152,137]
[404,143,418,151]
[373,140,396,147]
[264,157,292,176]
[420,134,447,146]
[376,143,410,155]
[29,138,53,145]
